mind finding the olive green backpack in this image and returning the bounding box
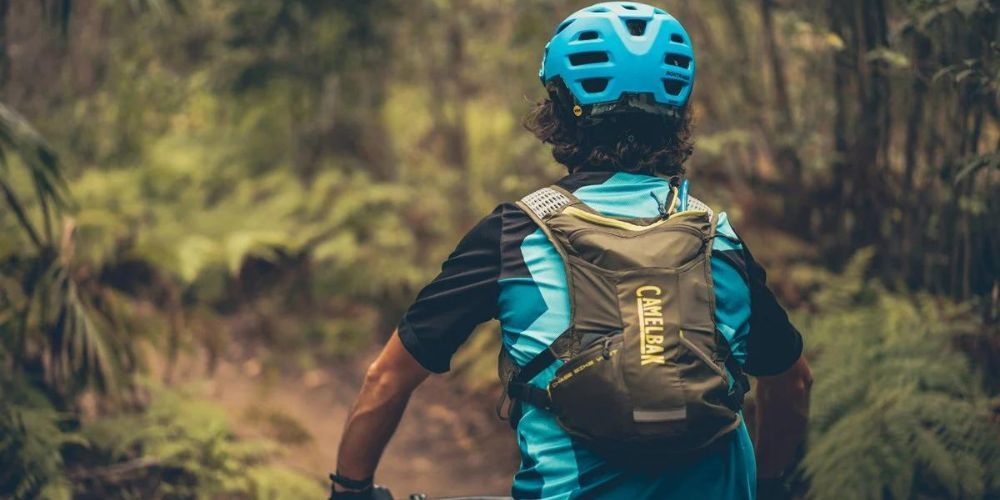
[497,184,749,459]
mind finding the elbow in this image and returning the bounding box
[792,357,813,396]
[799,369,814,396]
[756,356,813,403]
[360,332,431,398]
[363,359,393,390]
[783,356,813,405]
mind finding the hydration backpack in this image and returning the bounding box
[497,184,748,459]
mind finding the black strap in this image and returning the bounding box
[512,346,558,385]
[507,382,555,411]
[329,473,374,491]
[503,346,557,410]
[497,339,569,427]
[506,349,558,414]
[724,356,750,412]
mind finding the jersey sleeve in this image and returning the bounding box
[396,206,503,373]
[712,214,803,377]
[739,240,804,376]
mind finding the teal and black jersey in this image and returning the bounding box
[399,171,803,499]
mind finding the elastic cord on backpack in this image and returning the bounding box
[650,185,680,219]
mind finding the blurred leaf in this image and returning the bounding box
[824,33,845,50]
[932,66,954,82]
[954,69,975,82]
[956,0,981,17]
[0,103,69,248]
[954,152,1000,184]
[867,47,911,69]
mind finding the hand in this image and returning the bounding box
[757,477,791,500]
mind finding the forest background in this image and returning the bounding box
[0,1,997,499]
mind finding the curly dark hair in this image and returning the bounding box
[523,92,694,177]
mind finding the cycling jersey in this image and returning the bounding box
[398,171,803,499]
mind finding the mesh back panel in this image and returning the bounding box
[686,196,714,219]
[522,187,572,219]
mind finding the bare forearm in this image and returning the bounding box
[336,372,414,479]
[754,355,812,478]
[335,331,430,482]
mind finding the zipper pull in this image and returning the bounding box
[650,191,669,219]
[602,336,613,359]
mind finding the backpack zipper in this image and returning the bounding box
[678,330,727,379]
[562,206,708,233]
[602,336,614,359]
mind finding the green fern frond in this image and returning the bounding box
[798,252,1000,500]
[0,379,72,499]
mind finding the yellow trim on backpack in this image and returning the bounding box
[666,185,679,215]
[563,206,709,232]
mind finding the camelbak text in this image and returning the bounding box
[636,286,666,366]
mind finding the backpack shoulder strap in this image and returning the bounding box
[698,207,750,411]
[514,185,580,326]
[497,185,583,424]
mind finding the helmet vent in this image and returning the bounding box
[556,19,575,34]
[665,53,691,69]
[577,31,600,41]
[621,4,637,10]
[671,34,685,44]
[588,6,610,13]
[663,80,685,96]
[581,78,610,93]
[569,51,610,66]
[625,19,647,36]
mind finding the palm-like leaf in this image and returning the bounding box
[0,103,132,399]
[0,103,68,249]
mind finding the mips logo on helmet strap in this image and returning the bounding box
[636,286,666,366]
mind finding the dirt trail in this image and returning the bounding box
[173,351,519,498]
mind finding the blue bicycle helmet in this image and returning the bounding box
[540,2,695,124]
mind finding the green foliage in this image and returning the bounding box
[0,103,67,251]
[0,81,326,500]
[0,102,137,402]
[81,383,324,499]
[1,1,998,497]
[0,376,323,499]
[797,250,1000,500]
[0,379,74,500]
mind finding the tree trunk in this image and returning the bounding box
[0,0,10,89]
[900,34,930,286]
[759,0,807,228]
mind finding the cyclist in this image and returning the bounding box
[331,3,811,499]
